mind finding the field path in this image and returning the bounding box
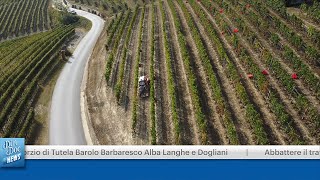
[49,8,105,145]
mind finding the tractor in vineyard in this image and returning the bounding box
[138,76,150,98]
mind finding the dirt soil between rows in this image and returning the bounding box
[84,20,135,145]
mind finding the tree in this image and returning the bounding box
[60,12,80,25]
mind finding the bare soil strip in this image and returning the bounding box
[129,6,145,144]
[164,0,204,144]
[154,3,173,145]
[162,1,198,145]
[169,1,229,144]
[135,6,151,145]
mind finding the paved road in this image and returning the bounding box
[50,9,105,145]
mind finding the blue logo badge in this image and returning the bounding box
[0,138,25,168]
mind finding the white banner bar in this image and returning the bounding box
[25,146,320,159]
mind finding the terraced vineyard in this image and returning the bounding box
[99,0,320,145]
[0,0,51,41]
[0,26,75,142]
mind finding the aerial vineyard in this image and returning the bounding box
[69,0,134,13]
[0,0,51,41]
[98,0,320,145]
[0,26,75,142]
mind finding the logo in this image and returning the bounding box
[0,138,25,168]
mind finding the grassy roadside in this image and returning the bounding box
[33,61,63,145]
[77,16,92,31]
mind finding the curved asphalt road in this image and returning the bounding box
[50,8,104,145]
